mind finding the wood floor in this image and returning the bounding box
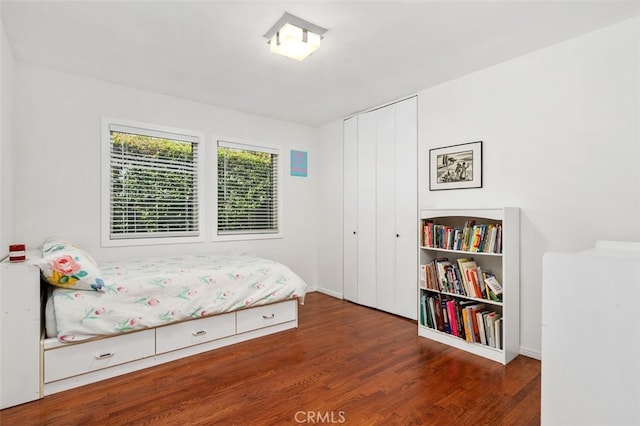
[0,292,540,425]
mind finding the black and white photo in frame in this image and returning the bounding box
[429,141,482,190]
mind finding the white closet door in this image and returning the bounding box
[393,97,418,320]
[343,117,358,302]
[356,111,377,308]
[375,105,397,315]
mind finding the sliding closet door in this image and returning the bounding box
[393,97,418,320]
[343,116,358,302]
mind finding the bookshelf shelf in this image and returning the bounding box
[420,246,504,257]
[418,208,520,365]
[421,289,503,307]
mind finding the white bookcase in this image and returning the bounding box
[417,208,520,364]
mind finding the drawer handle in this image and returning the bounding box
[192,330,207,337]
[262,314,275,320]
[95,352,115,360]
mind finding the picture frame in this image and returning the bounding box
[429,141,482,191]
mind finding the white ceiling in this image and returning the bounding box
[2,1,639,127]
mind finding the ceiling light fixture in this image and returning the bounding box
[264,12,327,61]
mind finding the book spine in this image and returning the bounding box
[440,300,450,334]
[446,300,458,337]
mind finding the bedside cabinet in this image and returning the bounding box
[1,255,41,409]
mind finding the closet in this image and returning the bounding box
[343,96,417,320]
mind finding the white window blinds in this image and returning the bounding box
[217,140,279,235]
[108,124,200,240]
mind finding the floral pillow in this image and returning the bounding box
[38,238,105,291]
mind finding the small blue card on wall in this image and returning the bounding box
[290,150,308,177]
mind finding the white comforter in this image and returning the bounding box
[48,253,307,342]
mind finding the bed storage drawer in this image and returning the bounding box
[155,313,236,354]
[236,300,296,334]
[44,329,155,383]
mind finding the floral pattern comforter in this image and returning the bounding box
[49,253,307,342]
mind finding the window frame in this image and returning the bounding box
[101,117,205,247]
[213,136,283,242]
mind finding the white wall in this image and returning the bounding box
[0,12,15,258]
[316,17,640,358]
[417,17,639,358]
[13,64,318,289]
[316,119,344,298]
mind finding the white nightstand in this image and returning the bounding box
[1,252,42,409]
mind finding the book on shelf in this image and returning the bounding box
[477,311,488,345]
[456,258,489,300]
[420,293,446,332]
[494,318,503,350]
[430,297,444,332]
[460,301,480,343]
[468,268,484,299]
[469,306,482,343]
[445,300,459,337]
[461,307,472,342]
[484,274,503,296]
[470,225,484,252]
[461,219,476,251]
[456,257,476,296]
[480,270,502,302]
[426,263,439,291]
[420,294,427,327]
[485,312,502,348]
[484,225,497,253]
[434,258,452,293]
[487,289,501,302]
[429,263,439,291]
[440,299,450,334]
[460,301,485,343]
[422,221,434,247]
[475,266,488,300]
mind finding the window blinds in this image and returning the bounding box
[109,128,199,239]
[217,141,279,234]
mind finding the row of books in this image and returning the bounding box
[420,257,503,302]
[422,219,503,254]
[420,294,503,349]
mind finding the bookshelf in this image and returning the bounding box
[418,208,520,364]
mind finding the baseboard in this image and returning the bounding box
[519,346,541,360]
[316,287,343,299]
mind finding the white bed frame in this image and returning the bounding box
[0,253,299,409]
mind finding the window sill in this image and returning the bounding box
[212,233,283,242]
[101,235,206,248]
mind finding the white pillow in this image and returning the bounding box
[38,238,105,291]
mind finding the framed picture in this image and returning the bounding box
[429,141,482,190]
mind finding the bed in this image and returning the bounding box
[36,238,308,395]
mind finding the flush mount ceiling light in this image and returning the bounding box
[264,12,327,61]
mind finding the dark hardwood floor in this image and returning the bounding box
[0,292,540,425]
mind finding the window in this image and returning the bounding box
[102,118,204,246]
[216,139,281,238]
